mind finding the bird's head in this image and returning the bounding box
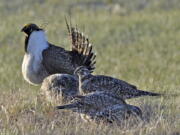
[74,66,91,77]
[21,23,43,36]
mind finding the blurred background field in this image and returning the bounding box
[0,0,180,134]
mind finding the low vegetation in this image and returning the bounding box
[0,0,179,134]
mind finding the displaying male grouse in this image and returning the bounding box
[21,22,96,85]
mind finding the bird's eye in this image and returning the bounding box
[61,83,66,88]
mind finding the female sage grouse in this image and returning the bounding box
[56,91,142,124]
[74,66,160,100]
[41,73,78,103]
[21,21,96,85]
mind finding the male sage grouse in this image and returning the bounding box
[21,22,96,85]
[74,66,160,100]
[56,91,142,124]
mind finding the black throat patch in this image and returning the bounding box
[24,36,29,52]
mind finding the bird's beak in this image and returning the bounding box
[21,27,25,32]
[21,27,28,36]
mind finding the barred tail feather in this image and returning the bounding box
[125,89,161,99]
[138,90,161,96]
[56,103,76,110]
[65,19,96,73]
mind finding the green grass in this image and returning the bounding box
[0,0,180,134]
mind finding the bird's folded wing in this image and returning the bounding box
[94,75,137,89]
[42,44,75,74]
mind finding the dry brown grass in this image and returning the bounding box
[0,90,179,135]
[0,0,180,134]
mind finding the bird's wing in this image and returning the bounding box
[90,75,160,99]
[82,75,135,91]
[94,75,137,89]
[80,75,138,95]
[43,21,96,74]
[42,44,75,74]
[74,91,126,106]
[65,19,96,72]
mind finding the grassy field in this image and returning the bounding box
[0,0,180,134]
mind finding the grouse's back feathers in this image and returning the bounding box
[41,74,78,103]
[95,104,142,124]
[75,66,161,100]
[56,91,142,124]
[56,91,126,112]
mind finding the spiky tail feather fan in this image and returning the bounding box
[65,18,96,73]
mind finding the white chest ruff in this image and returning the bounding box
[22,31,49,85]
[22,54,46,85]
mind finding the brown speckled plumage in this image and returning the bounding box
[62,91,126,111]
[56,91,142,124]
[41,74,78,103]
[74,66,160,100]
[94,104,142,125]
